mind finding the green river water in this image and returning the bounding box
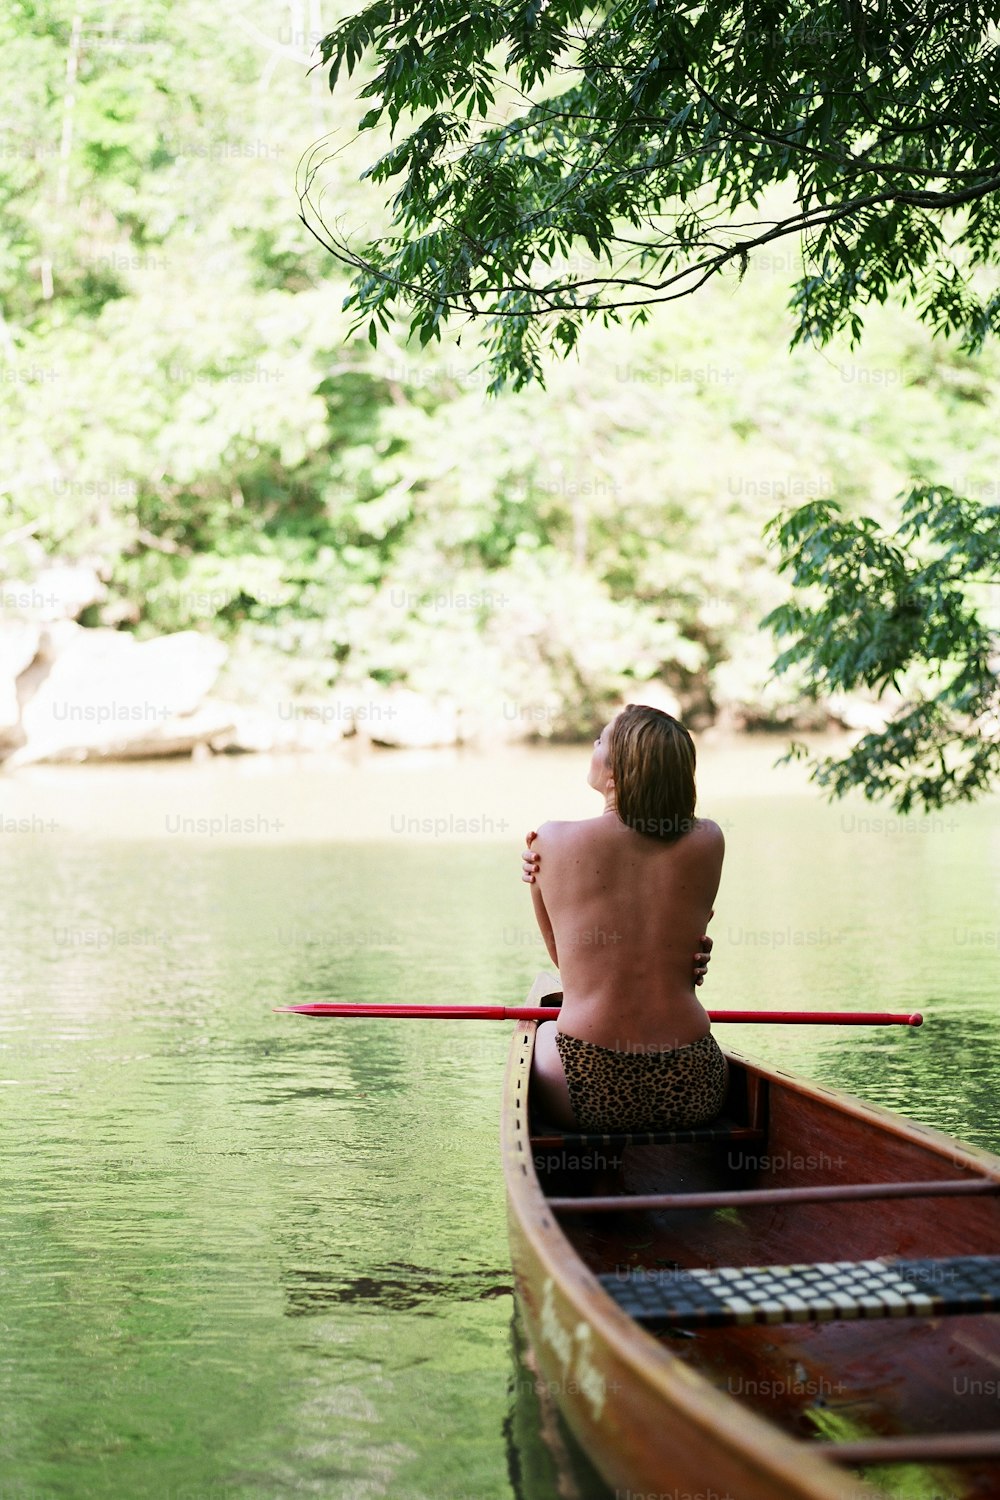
[1,739,998,1500]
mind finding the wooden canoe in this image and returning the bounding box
[501,973,1000,1500]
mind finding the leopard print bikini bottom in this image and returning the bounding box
[554,1030,728,1132]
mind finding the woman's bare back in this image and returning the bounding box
[531,813,724,1050]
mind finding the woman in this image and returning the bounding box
[520,704,726,1132]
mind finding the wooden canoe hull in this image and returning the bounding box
[502,974,1000,1500]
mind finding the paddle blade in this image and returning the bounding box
[273,1003,563,1020]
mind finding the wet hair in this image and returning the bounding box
[606,704,696,841]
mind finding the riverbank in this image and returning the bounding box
[0,573,879,766]
[0,730,953,844]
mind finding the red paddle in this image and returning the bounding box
[275,1004,923,1025]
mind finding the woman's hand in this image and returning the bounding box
[521,829,540,883]
[693,934,713,987]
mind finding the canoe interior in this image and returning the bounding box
[535,1045,1000,1499]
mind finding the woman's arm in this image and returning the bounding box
[523,827,558,964]
[530,880,559,966]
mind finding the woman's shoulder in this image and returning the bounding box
[534,815,724,850]
[681,817,725,871]
[631,814,724,855]
[532,816,605,847]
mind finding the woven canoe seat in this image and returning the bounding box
[599,1255,1000,1328]
[530,1117,765,1150]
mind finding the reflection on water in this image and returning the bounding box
[0,741,998,1499]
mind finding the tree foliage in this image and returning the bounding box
[311,0,1000,388]
[765,489,999,809]
[0,0,792,727]
[310,0,1000,805]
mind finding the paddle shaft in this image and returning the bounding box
[275,1003,923,1025]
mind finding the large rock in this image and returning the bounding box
[618,682,683,719]
[827,693,897,733]
[363,688,460,748]
[210,701,350,754]
[0,621,41,750]
[2,564,106,621]
[9,626,229,765]
[22,703,238,763]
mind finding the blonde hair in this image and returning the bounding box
[607,704,696,840]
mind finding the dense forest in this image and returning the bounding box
[4,0,1000,742]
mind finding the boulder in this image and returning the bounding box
[9,627,228,765]
[363,688,460,748]
[827,693,897,733]
[210,701,349,754]
[0,621,41,750]
[619,682,683,719]
[2,563,106,622]
[19,703,238,763]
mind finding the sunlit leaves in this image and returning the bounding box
[764,489,1000,809]
[308,0,1000,390]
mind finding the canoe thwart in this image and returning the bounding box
[529,1118,767,1150]
[815,1431,1000,1465]
[548,1176,1000,1213]
[598,1254,1000,1328]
